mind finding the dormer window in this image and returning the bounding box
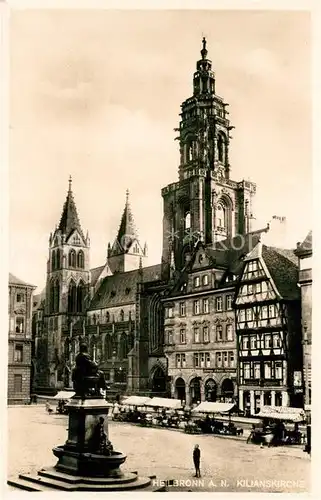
[202,275,208,286]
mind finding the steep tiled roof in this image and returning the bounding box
[295,230,312,257]
[220,229,267,275]
[9,273,35,288]
[168,228,268,294]
[89,264,162,310]
[262,245,299,300]
[90,265,105,287]
[58,179,85,240]
[33,288,46,310]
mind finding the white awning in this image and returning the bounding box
[148,398,182,409]
[53,391,75,400]
[192,402,235,414]
[121,396,153,407]
[256,406,305,422]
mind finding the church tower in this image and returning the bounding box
[44,177,90,388]
[107,190,148,274]
[161,38,256,274]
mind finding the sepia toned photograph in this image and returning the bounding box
[6,6,312,493]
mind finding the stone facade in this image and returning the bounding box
[161,39,256,276]
[295,231,312,410]
[164,244,238,406]
[8,274,36,404]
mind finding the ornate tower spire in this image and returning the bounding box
[107,189,147,274]
[58,177,85,240]
[116,189,138,250]
[201,36,208,59]
[193,37,215,96]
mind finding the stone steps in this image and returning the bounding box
[8,468,165,492]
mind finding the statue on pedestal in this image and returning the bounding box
[72,342,106,400]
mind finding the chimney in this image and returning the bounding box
[263,215,288,248]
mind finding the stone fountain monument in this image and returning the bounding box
[8,343,163,492]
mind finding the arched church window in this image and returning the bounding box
[119,333,128,360]
[120,309,124,322]
[49,280,55,313]
[53,279,60,313]
[56,249,61,270]
[217,134,226,163]
[52,250,56,271]
[77,250,84,269]
[217,204,226,228]
[185,212,191,231]
[77,281,84,313]
[68,249,76,268]
[68,280,77,313]
[106,311,110,323]
[105,335,113,359]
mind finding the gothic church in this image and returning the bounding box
[33,39,276,398]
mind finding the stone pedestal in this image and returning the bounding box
[8,396,164,492]
[53,397,125,477]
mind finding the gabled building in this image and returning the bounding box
[8,273,36,404]
[295,231,312,410]
[235,240,303,415]
[163,230,267,406]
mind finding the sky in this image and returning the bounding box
[9,9,312,292]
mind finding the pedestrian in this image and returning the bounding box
[45,400,53,415]
[193,444,201,477]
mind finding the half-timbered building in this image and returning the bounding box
[235,240,303,415]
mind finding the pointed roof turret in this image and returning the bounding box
[58,176,85,240]
[116,189,138,250]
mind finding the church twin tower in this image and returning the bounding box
[45,39,256,363]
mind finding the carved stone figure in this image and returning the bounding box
[90,417,114,456]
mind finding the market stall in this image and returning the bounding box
[255,406,306,446]
[191,402,241,435]
[118,396,153,423]
[54,391,75,414]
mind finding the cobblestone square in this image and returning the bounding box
[7,406,311,493]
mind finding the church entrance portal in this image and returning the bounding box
[151,366,166,396]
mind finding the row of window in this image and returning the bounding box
[242,260,265,280]
[65,333,133,362]
[237,304,279,322]
[166,323,234,345]
[193,275,209,287]
[165,295,233,319]
[241,333,282,350]
[90,309,132,325]
[51,249,85,271]
[241,360,284,380]
[238,281,271,296]
[176,350,235,369]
